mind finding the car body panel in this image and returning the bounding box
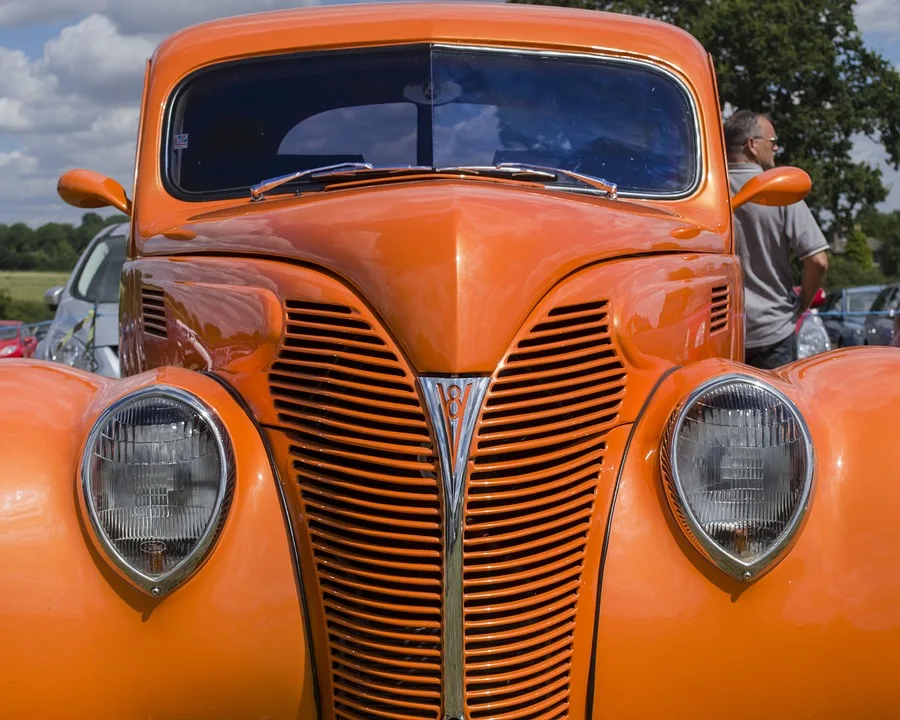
[0,362,316,719]
[130,184,733,375]
[594,349,900,717]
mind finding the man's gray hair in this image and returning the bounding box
[724,109,768,158]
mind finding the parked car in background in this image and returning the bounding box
[793,287,831,358]
[892,312,900,348]
[864,282,900,346]
[0,321,36,359]
[36,222,127,377]
[820,284,885,347]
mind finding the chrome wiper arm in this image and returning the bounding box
[250,163,440,200]
[249,162,618,200]
[495,163,618,198]
[250,162,373,200]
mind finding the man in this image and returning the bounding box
[724,110,829,369]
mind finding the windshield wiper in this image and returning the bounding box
[250,163,431,200]
[249,162,617,200]
[459,163,619,198]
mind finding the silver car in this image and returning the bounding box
[36,223,127,377]
[864,283,900,347]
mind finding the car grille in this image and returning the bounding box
[267,298,625,720]
[269,300,443,720]
[464,300,626,720]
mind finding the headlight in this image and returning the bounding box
[662,375,813,581]
[0,345,16,357]
[796,312,831,358]
[81,387,234,597]
[47,330,89,368]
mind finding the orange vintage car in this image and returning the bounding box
[4,3,900,719]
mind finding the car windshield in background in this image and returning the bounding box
[72,233,127,305]
[848,291,881,313]
[0,326,19,341]
[165,45,698,198]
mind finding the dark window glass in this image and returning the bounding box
[165,45,697,197]
[847,290,880,313]
[0,326,20,340]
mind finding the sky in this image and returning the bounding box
[0,0,897,227]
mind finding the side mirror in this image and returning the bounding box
[57,169,132,215]
[44,285,64,312]
[731,166,812,212]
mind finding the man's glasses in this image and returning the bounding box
[751,135,779,149]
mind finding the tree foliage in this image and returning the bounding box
[0,213,128,271]
[508,0,900,235]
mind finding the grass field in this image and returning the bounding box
[0,271,70,303]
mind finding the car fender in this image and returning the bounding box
[0,360,316,720]
[592,348,900,718]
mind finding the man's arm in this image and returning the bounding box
[798,250,829,312]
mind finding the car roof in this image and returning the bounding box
[846,284,886,293]
[153,2,708,76]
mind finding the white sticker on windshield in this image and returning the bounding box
[174,133,189,150]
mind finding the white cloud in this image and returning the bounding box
[42,15,154,103]
[0,1,320,33]
[855,0,900,35]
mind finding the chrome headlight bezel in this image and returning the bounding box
[80,385,235,597]
[662,374,815,581]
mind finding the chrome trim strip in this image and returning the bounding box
[420,375,490,720]
[664,373,815,581]
[80,385,235,597]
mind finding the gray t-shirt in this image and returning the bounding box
[729,163,829,349]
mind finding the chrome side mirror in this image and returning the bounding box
[44,286,64,312]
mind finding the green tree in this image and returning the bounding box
[844,227,875,268]
[858,207,900,277]
[508,0,900,235]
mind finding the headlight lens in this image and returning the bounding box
[663,376,813,581]
[47,330,89,368]
[82,387,233,596]
[0,345,16,357]
[796,312,831,358]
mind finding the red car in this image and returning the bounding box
[0,321,37,359]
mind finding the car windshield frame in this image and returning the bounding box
[0,325,21,341]
[70,231,128,305]
[160,43,702,202]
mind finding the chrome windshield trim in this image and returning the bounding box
[164,43,703,202]
[419,375,490,720]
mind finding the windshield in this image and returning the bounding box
[0,326,20,341]
[72,232,127,304]
[847,290,881,313]
[165,45,698,199]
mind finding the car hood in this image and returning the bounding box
[142,181,728,370]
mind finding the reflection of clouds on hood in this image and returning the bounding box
[278,103,418,166]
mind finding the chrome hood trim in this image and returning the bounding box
[420,375,490,720]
